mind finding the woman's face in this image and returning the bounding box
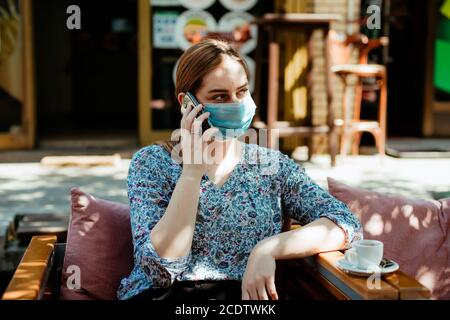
[195,54,249,104]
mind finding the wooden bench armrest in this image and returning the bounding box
[2,235,57,300]
[295,251,431,300]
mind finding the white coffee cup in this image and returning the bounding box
[344,239,383,270]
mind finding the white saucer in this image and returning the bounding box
[336,258,399,277]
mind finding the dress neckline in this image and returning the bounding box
[203,141,247,190]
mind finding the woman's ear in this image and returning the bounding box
[177,92,185,110]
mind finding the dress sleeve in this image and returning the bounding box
[127,145,190,288]
[279,153,363,249]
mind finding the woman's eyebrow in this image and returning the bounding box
[207,83,249,94]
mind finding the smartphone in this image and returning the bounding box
[181,91,210,133]
[181,91,200,113]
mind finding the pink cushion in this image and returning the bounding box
[59,188,134,300]
[328,178,450,300]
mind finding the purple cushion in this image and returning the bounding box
[59,188,134,300]
[328,177,450,300]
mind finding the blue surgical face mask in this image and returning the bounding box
[203,93,257,139]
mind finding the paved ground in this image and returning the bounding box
[0,159,130,223]
[1,147,450,225]
[302,154,450,200]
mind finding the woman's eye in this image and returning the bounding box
[213,95,226,102]
[238,88,249,96]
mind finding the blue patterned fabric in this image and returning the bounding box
[117,143,362,300]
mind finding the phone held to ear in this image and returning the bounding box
[181,91,210,133]
[182,91,200,112]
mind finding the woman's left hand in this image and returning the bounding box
[241,244,279,300]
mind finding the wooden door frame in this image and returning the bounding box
[0,0,35,150]
[1,0,170,150]
[423,0,438,136]
[137,0,172,147]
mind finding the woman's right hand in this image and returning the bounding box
[178,102,218,177]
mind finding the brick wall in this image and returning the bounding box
[275,0,361,155]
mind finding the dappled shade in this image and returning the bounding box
[328,177,450,300]
[2,236,57,300]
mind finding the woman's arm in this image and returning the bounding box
[127,146,192,287]
[150,170,202,259]
[242,152,362,300]
[253,217,346,260]
[150,102,213,259]
[126,125,212,289]
[241,217,346,300]
[280,155,363,249]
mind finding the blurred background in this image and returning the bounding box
[0,0,449,155]
[0,0,449,296]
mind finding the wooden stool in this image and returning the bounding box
[331,64,387,156]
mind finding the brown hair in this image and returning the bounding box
[155,38,250,154]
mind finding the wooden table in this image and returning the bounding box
[253,13,342,165]
[280,251,431,300]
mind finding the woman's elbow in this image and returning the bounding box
[318,217,348,251]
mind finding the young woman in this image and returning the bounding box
[117,39,362,300]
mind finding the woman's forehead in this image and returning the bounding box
[202,56,247,88]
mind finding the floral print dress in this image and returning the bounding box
[117,143,362,300]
